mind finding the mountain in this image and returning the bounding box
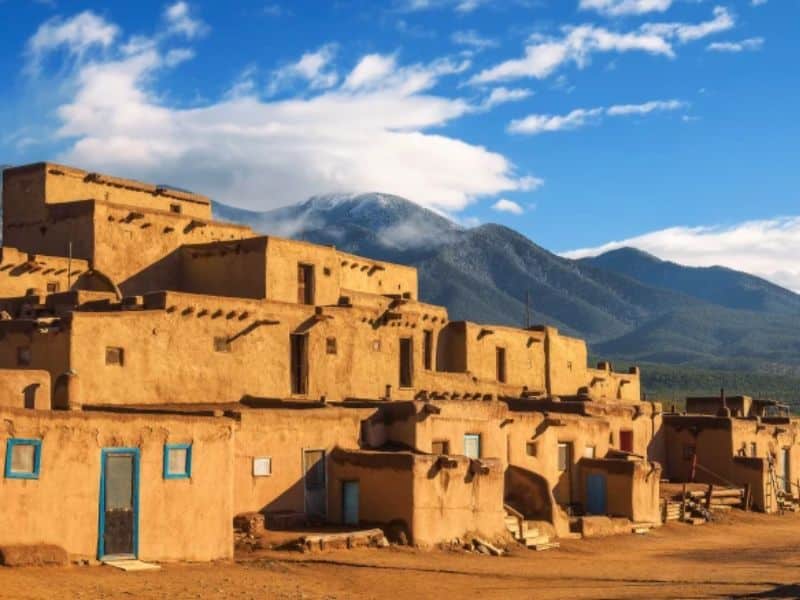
[212,193,800,375]
[579,247,800,315]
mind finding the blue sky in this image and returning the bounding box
[1,0,799,289]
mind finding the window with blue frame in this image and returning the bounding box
[4,438,42,479]
[163,443,192,479]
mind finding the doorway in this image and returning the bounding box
[290,334,308,395]
[304,449,327,520]
[399,338,413,388]
[98,448,139,559]
[620,430,634,453]
[342,481,360,526]
[586,473,607,515]
[782,447,791,493]
[297,264,315,305]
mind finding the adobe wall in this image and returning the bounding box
[2,163,211,222]
[544,327,589,397]
[460,323,547,393]
[0,407,234,561]
[328,450,506,547]
[179,238,268,299]
[3,200,96,263]
[0,324,70,399]
[233,407,368,516]
[586,364,641,403]
[265,238,341,305]
[580,459,661,524]
[0,247,91,298]
[337,250,418,300]
[0,369,51,409]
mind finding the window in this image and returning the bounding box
[4,439,42,479]
[423,331,433,371]
[683,444,696,460]
[326,337,337,355]
[170,203,182,214]
[297,264,315,305]
[584,445,596,459]
[16,346,31,367]
[46,281,60,294]
[432,440,450,455]
[496,347,507,383]
[525,441,537,457]
[464,434,481,459]
[557,442,572,471]
[253,457,272,477]
[105,346,124,366]
[163,444,192,479]
[750,442,757,458]
[399,338,413,388]
[619,430,634,453]
[214,336,231,353]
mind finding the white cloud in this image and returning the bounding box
[579,0,672,17]
[491,198,525,214]
[26,11,119,71]
[482,87,533,109]
[472,7,734,84]
[451,30,498,49]
[707,37,764,52]
[399,0,490,12]
[509,99,685,134]
[343,54,397,90]
[268,44,339,94]
[751,0,767,6]
[164,2,208,39]
[32,12,535,214]
[562,217,800,293]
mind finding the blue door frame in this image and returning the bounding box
[586,473,607,515]
[97,448,140,560]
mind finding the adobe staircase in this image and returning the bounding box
[504,505,559,551]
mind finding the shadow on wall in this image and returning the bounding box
[504,465,556,523]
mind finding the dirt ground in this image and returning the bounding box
[3,511,800,599]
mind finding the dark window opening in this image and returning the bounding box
[105,346,124,366]
[46,281,60,294]
[17,346,31,367]
[297,264,315,305]
[620,430,634,453]
[423,330,433,371]
[526,441,537,457]
[432,440,450,455]
[399,337,413,388]
[326,337,337,355]
[750,442,757,457]
[496,347,507,383]
[290,334,308,394]
[557,442,572,471]
[170,203,182,214]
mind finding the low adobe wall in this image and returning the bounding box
[328,449,506,547]
[0,369,51,410]
[0,408,234,562]
[580,458,662,524]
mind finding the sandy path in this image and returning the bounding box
[2,512,800,599]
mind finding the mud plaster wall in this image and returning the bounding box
[179,238,268,299]
[0,247,90,298]
[462,323,547,392]
[233,408,369,516]
[338,250,418,300]
[663,419,735,483]
[0,328,69,399]
[580,459,661,524]
[3,201,95,264]
[0,408,234,561]
[0,369,51,409]
[545,329,589,397]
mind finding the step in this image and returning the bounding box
[521,528,541,541]
[524,534,552,547]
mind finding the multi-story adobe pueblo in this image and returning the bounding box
[0,162,796,564]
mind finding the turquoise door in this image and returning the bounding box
[98,448,140,559]
[586,473,607,515]
[342,481,359,526]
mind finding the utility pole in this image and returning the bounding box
[525,289,531,329]
[67,241,72,289]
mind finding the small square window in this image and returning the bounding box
[163,444,192,479]
[214,336,231,353]
[46,281,60,294]
[170,203,182,214]
[525,441,537,457]
[584,445,596,459]
[105,346,124,366]
[16,346,31,367]
[253,457,272,477]
[4,439,42,479]
[432,440,450,455]
[326,337,337,355]
[750,442,757,458]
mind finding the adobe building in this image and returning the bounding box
[662,393,800,513]
[0,162,666,563]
